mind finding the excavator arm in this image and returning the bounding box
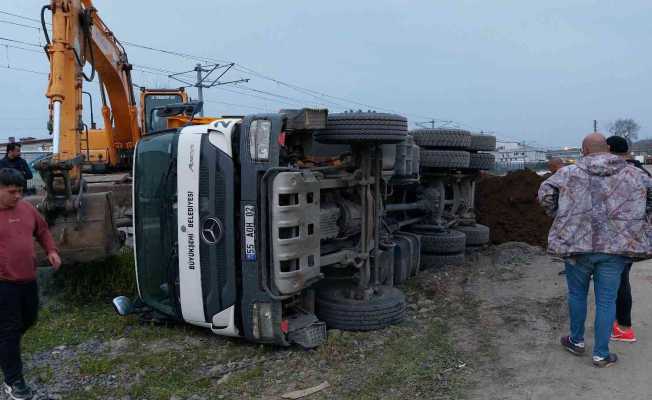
[34,0,142,263]
[44,0,138,171]
[34,0,192,264]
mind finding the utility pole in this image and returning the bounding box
[168,63,250,117]
[195,64,204,115]
[593,120,598,132]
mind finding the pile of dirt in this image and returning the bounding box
[475,170,552,247]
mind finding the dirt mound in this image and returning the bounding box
[475,170,552,247]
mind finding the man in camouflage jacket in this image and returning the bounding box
[538,133,652,367]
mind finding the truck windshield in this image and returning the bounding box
[134,132,179,317]
[144,94,183,133]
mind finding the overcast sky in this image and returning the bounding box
[1,0,650,148]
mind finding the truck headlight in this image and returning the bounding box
[249,120,271,161]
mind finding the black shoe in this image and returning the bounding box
[3,380,33,400]
[560,335,586,355]
[593,353,618,368]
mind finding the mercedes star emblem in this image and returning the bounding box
[201,217,223,245]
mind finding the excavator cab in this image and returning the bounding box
[140,88,188,134]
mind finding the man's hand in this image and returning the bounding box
[48,251,62,270]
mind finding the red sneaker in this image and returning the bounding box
[611,323,637,342]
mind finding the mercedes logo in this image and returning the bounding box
[201,217,223,245]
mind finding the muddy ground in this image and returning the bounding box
[4,243,650,399]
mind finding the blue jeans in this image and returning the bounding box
[565,253,628,358]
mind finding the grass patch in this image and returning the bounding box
[23,302,132,354]
[32,365,54,384]
[79,355,114,375]
[342,322,464,400]
[221,365,265,392]
[54,250,137,304]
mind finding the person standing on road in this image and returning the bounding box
[548,158,564,174]
[0,144,33,191]
[538,133,652,367]
[0,168,61,399]
[606,135,651,343]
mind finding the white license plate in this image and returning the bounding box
[244,205,256,261]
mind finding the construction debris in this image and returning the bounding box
[281,381,331,399]
[475,170,552,247]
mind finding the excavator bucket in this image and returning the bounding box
[27,192,124,265]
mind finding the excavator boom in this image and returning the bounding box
[35,0,186,264]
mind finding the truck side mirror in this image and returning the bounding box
[112,296,133,316]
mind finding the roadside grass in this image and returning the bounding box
[53,249,137,304]
[25,251,480,399]
[23,300,137,354]
[344,322,463,400]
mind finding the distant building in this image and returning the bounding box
[493,141,547,167]
[546,147,582,164]
[631,139,652,156]
[0,137,52,164]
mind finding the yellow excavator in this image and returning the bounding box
[32,0,198,263]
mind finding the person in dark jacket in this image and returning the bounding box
[606,135,650,343]
[0,168,60,399]
[0,144,32,191]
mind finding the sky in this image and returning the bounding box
[1,0,650,148]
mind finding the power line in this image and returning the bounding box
[203,99,268,112]
[2,44,42,54]
[0,19,41,30]
[0,65,48,75]
[131,63,177,75]
[0,37,41,48]
[215,86,318,109]
[0,10,43,24]
[0,8,471,128]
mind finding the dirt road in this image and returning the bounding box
[464,243,652,400]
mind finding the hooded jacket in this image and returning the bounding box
[538,153,652,257]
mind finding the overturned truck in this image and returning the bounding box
[113,109,496,348]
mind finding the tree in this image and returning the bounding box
[608,118,640,142]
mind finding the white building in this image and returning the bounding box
[0,137,52,164]
[493,141,547,167]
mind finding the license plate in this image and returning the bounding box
[244,205,256,261]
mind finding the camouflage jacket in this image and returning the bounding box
[538,153,652,257]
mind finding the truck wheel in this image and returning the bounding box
[469,134,496,151]
[420,149,470,169]
[315,112,407,144]
[408,229,466,254]
[468,153,495,170]
[421,253,465,269]
[454,224,490,246]
[411,128,472,149]
[316,283,406,331]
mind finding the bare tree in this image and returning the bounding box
[609,118,640,142]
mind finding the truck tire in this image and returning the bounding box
[469,134,496,151]
[408,229,466,254]
[316,283,406,331]
[411,128,471,149]
[455,224,490,246]
[468,153,495,170]
[421,253,465,269]
[420,149,470,169]
[315,112,407,144]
